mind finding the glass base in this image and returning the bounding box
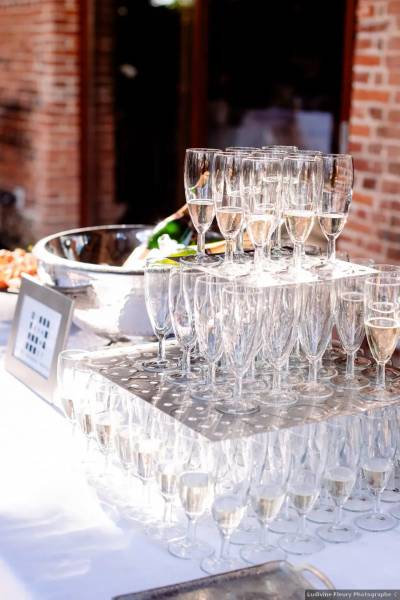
[230,525,259,545]
[344,492,373,513]
[180,253,222,266]
[382,488,400,503]
[331,373,369,391]
[233,250,253,264]
[169,537,213,560]
[240,543,286,565]
[289,354,309,369]
[318,365,338,380]
[390,506,400,519]
[361,385,400,402]
[317,523,358,544]
[283,370,305,387]
[142,358,177,373]
[362,364,400,382]
[258,389,297,407]
[215,399,259,416]
[307,503,335,524]
[201,554,243,575]
[296,381,333,401]
[278,532,324,555]
[269,509,299,535]
[215,260,251,278]
[166,370,201,386]
[146,522,185,542]
[190,382,233,402]
[355,511,397,532]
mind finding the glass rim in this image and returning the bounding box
[321,152,353,160]
[186,147,221,154]
[242,155,283,163]
[365,274,400,286]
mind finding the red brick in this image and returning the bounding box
[352,88,390,102]
[353,192,374,206]
[354,54,381,66]
[349,124,370,137]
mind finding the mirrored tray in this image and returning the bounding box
[112,560,334,599]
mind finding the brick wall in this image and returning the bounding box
[0,0,119,246]
[341,0,400,262]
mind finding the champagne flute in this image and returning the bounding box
[218,282,262,416]
[241,155,281,276]
[93,383,121,488]
[167,267,202,385]
[241,430,290,564]
[279,423,328,555]
[260,283,300,407]
[317,416,360,543]
[296,279,335,401]
[213,152,250,276]
[142,260,178,373]
[56,349,90,436]
[182,148,222,266]
[191,275,233,402]
[169,442,214,560]
[331,276,369,391]
[283,155,322,275]
[355,409,397,532]
[317,154,353,269]
[201,494,245,574]
[362,275,400,401]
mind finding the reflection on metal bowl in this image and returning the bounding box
[32,225,154,342]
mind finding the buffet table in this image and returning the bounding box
[1,298,400,600]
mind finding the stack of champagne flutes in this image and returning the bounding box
[56,144,400,572]
[56,359,400,568]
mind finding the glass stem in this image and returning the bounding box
[299,514,307,536]
[219,533,231,559]
[254,246,264,271]
[261,523,270,548]
[333,504,343,530]
[293,242,303,270]
[158,336,166,361]
[377,362,386,389]
[163,499,173,525]
[183,348,191,374]
[142,479,151,509]
[198,231,205,255]
[235,375,243,404]
[250,359,256,380]
[237,229,244,253]
[327,237,336,262]
[210,362,216,391]
[185,517,196,545]
[273,367,282,393]
[265,241,272,263]
[309,359,318,385]
[373,492,382,516]
[284,495,291,519]
[346,351,355,380]
[225,239,235,263]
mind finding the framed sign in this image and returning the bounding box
[5,275,74,401]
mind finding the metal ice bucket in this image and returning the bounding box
[33,225,154,341]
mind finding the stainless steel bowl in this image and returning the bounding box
[33,225,154,341]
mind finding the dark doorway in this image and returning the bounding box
[113,0,354,226]
[114,1,187,225]
[207,0,348,152]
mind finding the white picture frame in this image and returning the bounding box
[5,275,74,402]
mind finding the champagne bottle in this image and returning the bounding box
[122,204,194,268]
[146,204,193,249]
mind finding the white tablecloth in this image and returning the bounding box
[1,300,400,599]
